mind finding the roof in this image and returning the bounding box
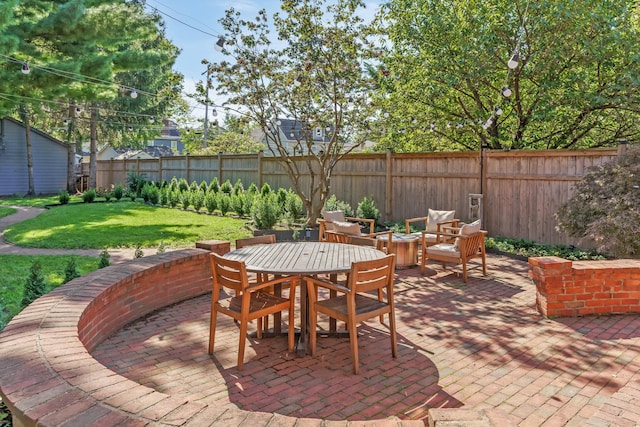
[113,145,175,159]
[3,116,68,149]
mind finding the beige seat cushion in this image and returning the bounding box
[426,243,458,258]
[427,209,456,232]
[332,221,362,236]
[322,211,346,231]
[421,233,438,243]
[453,219,482,250]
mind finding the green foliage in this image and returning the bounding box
[21,261,46,307]
[260,183,272,198]
[113,184,125,201]
[284,189,304,223]
[485,237,607,261]
[104,192,112,202]
[247,182,259,196]
[323,194,354,217]
[220,179,233,195]
[134,244,144,259]
[157,241,166,254]
[204,191,218,213]
[169,177,179,192]
[126,171,147,196]
[82,188,96,203]
[357,196,380,222]
[233,179,244,195]
[231,193,248,217]
[555,146,640,258]
[63,257,80,283]
[178,178,189,192]
[98,250,111,268]
[209,177,220,193]
[189,181,199,192]
[199,180,209,192]
[179,191,191,210]
[190,190,205,212]
[251,193,282,229]
[58,189,70,204]
[127,190,137,201]
[277,187,287,206]
[217,193,231,216]
[168,190,180,208]
[141,183,159,205]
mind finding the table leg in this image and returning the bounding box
[295,275,308,355]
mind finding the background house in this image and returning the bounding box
[0,116,69,196]
[149,119,184,153]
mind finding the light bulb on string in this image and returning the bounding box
[507,52,519,69]
[495,106,503,116]
[21,63,30,74]
[276,120,282,126]
[294,76,302,87]
[128,125,134,131]
[149,116,155,124]
[75,106,82,114]
[130,89,138,99]
[212,108,217,117]
[501,86,512,97]
[214,37,225,52]
[63,118,69,126]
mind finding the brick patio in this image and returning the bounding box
[88,254,640,426]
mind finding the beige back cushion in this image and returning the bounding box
[453,219,482,250]
[332,221,362,236]
[427,209,456,232]
[323,210,346,231]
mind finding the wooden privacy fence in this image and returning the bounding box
[96,145,627,247]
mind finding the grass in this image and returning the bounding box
[0,206,16,219]
[4,201,252,249]
[0,254,101,331]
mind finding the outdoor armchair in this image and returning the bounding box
[305,254,397,374]
[405,208,460,247]
[318,210,375,241]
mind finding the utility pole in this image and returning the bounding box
[202,66,210,148]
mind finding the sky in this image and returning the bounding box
[144,0,382,120]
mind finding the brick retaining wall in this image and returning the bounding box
[529,256,640,317]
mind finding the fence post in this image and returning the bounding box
[185,153,190,183]
[618,139,629,156]
[385,149,392,221]
[258,150,264,188]
[158,158,163,183]
[480,146,488,229]
[217,152,223,182]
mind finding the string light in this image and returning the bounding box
[214,37,225,52]
[294,76,302,87]
[21,63,30,74]
[130,89,138,99]
[507,52,519,70]
[495,106,503,116]
[501,86,512,97]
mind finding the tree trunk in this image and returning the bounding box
[66,103,77,193]
[24,112,35,196]
[89,102,98,189]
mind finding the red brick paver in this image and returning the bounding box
[90,256,640,425]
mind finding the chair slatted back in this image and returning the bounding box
[348,255,396,294]
[325,230,351,244]
[235,234,276,249]
[460,231,487,259]
[210,253,249,294]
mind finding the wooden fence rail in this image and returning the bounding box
[95,145,628,247]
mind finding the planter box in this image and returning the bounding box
[253,228,319,242]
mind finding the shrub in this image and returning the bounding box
[127,190,137,201]
[555,145,640,258]
[169,177,179,192]
[277,187,287,206]
[82,188,97,203]
[251,192,282,229]
[220,179,233,195]
[217,193,231,216]
[357,196,380,222]
[231,193,252,217]
[157,241,166,254]
[178,178,189,192]
[189,180,199,192]
[104,192,113,202]
[168,190,180,208]
[199,180,209,192]
[180,191,191,210]
[324,194,353,216]
[209,177,220,193]
[141,183,159,205]
[21,261,46,307]
[98,250,111,268]
[204,191,218,213]
[159,187,170,206]
[126,170,146,196]
[191,190,205,212]
[284,189,304,223]
[247,182,259,196]
[112,183,125,200]
[260,182,272,198]
[63,257,80,283]
[233,179,244,195]
[134,244,144,259]
[58,189,70,204]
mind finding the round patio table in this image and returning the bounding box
[223,241,386,353]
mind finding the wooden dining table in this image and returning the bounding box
[223,241,386,353]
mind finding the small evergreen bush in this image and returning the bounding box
[21,261,46,307]
[220,179,233,195]
[126,170,146,196]
[191,190,205,212]
[284,189,304,223]
[204,191,218,213]
[357,196,380,222]
[82,188,97,203]
[260,182,272,198]
[58,189,70,204]
[251,192,282,229]
[98,250,111,268]
[63,257,80,283]
[217,193,231,216]
[323,194,353,216]
[209,177,220,193]
[233,179,244,195]
[112,183,125,200]
[180,191,191,210]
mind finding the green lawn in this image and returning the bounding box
[4,201,252,249]
[0,206,16,219]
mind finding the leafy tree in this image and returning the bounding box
[207,0,377,226]
[373,0,640,152]
[555,145,640,258]
[182,113,265,154]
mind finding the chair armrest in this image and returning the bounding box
[246,275,299,292]
[345,216,375,234]
[405,216,428,234]
[305,276,350,294]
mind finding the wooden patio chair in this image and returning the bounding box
[318,210,375,241]
[422,220,487,282]
[405,208,460,247]
[208,253,298,370]
[305,254,397,374]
